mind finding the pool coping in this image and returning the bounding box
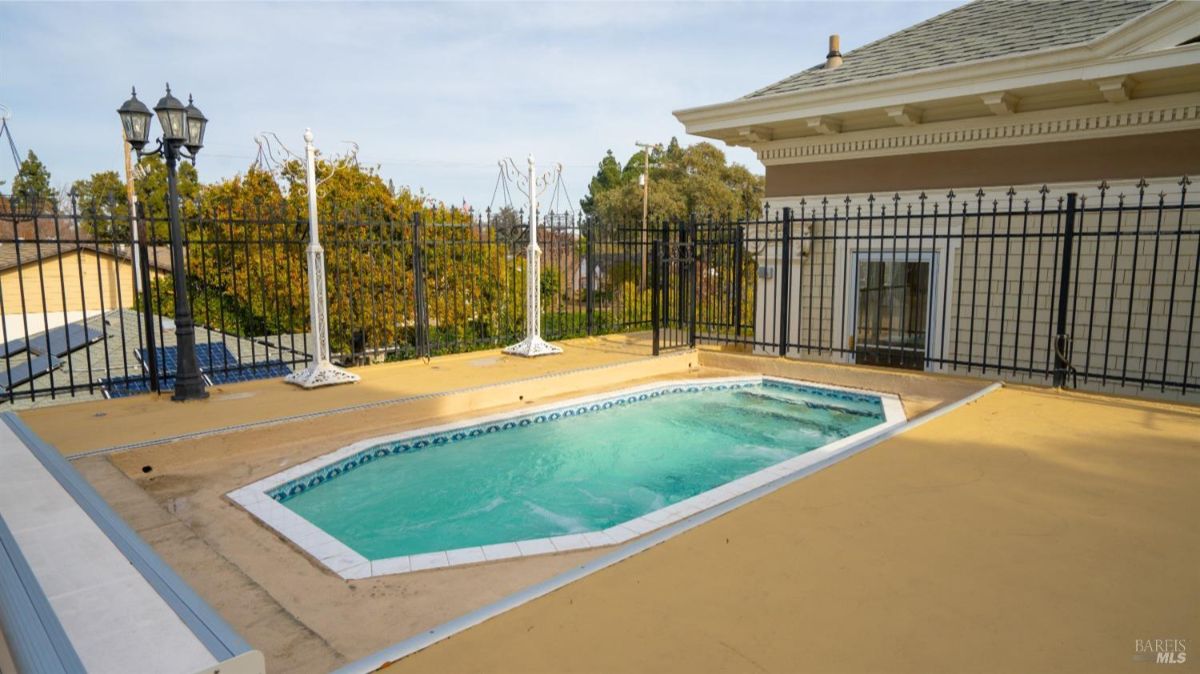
[226,375,907,580]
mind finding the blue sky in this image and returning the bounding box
[1,1,960,212]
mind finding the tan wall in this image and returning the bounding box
[764,130,1200,198]
[1,250,143,315]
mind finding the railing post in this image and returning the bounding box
[779,207,793,357]
[660,223,670,333]
[651,239,661,356]
[1053,192,1078,388]
[412,211,429,359]
[676,219,687,330]
[585,219,595,336]
[688,215,698,348]
[732,225,744,332]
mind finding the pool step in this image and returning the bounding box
[733,389,881,419]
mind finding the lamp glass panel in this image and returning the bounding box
[158,109,186,141]
[186,117,204,148]
[120,111,151,145]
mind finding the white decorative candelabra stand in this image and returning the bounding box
[286,129,361,388]
[503,155,563,357]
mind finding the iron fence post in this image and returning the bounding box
[651,239,661,356]
[688,215,698,348]
[779,207,793,357]
[733,225,744,332]
[660,222,670,339]
[675,220,685,330]
[411,212,429,359]
[1053,192,1078,387]
[585,220,595,336]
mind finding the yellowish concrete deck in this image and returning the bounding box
[60,346,985,673]
[31,335,1191,673]
[380,386,1200,674]
[19,333,661,456]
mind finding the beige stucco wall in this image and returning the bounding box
[1,249,143,316]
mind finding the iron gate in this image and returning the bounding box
[652,222,696,354]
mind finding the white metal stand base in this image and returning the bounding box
[285,129,363,390]
[503,335,563,358]
[285,362,360,388]
[500,155,564,360]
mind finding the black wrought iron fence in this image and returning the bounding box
[0,193,661,403]
[2,176,1196,404]
[674,177,1198,397]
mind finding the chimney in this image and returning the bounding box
[825,34,843,70]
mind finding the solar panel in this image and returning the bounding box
[32,323,105,358]
[137,343,239,375]
[0,355,63,393]
[101,374,177,399]
[206,361,293,386]
[0,336,31,358]
[127,343,290,393]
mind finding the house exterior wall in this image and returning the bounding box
[764,129,1200,199]
[748,178,1199,398]
[0,250,144,318]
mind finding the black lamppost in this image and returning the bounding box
[117,84,209,401]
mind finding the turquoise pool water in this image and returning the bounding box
[280,381,884,559]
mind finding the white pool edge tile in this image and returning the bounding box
[226,375,908,579]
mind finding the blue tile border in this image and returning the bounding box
[266,377,885,504]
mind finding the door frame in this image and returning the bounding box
[837,246,953,371]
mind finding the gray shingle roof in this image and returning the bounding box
[0,240,174,273]
[744,0,1166,99]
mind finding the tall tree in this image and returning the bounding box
[11,151,57,213]
[71,170,129,239]
[580,150,624,217]
[134,154,201,230]
[581,139,764,225]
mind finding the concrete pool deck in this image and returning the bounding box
[373,385,1200,674]
[16,333,663,457]
[18,337,1190,673]
[14,340,991,673]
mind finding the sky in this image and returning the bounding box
[0,1,960,213]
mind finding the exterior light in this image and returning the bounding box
[117,87,153,151]
[184,95,207,155]
[115,83,210,401]
[154,84,188,143]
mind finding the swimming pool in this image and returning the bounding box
[229,377,905,578]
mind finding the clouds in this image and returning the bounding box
[0,1,958,209]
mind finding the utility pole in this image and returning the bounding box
[634,141,660,290]
[121,130,141,290]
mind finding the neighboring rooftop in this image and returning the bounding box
[745,0,1166,99]
[0,240,173,273]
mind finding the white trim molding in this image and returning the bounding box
[756,94,1200,166]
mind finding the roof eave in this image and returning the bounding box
[674,0,1198,138]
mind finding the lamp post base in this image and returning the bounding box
[502,336,563,358]
[170,372,210,401]
[285,361,361,389]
